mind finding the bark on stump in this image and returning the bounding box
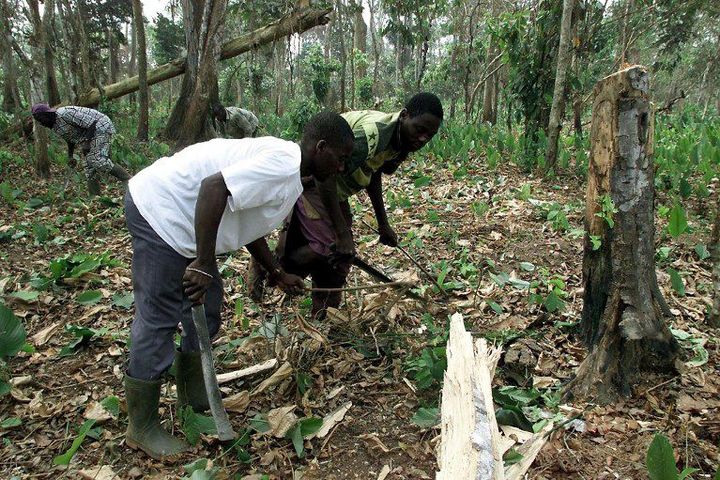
[566,66,679,403]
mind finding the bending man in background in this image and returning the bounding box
[31,104,131,195]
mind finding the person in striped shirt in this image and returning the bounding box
[31,104,131,195]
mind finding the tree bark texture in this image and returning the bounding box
[0,0,22,112]
[353,2,367,79]
[567,66,679,402]
[42,0,60,105]
[27,0,50,177]
[132,0,149,140]
[72,7,331,108]
[545,0,575,170]
[708,193,720,328]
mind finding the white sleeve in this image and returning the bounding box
[220,153,289,212]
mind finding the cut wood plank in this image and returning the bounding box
[437,312,504,480]
[216,359,278,384]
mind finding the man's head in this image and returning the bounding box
[398,92,443,153]
[300,111,354,181]
[31,103,57,128]
[212,104,227,123]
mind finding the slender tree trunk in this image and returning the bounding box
[0,0,22,112]
[42,0,60,105]
[708,193,720,328]
[27,0,50,178]
[481,45,498,124]
[566,66,679,402]
[353,2,366,78]
[132,0,149,140]
[171,0,228,150]
[336,0,347,111]
[57,0,80,100]
[545,0,575,171]
[368,0,379,95]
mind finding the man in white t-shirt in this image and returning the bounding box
[122,112,354,461]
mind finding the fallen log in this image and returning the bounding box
[216,358,278,384]
[74,7,331,106]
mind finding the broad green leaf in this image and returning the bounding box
[76,290,103,305]
[100,396,120,417]
[69,259,101,278]
[180,406,217,445]
[183,458,209,475]
[503,448,523,466]
[646,434,678,480]
[687,345,708,367]
[111,293,134,309]
[488,301,504,314]
[668,269,685,296]
[544,291,565,313]
[1,417,21,428]
[0,303,26,358]
[411,407,440,428]
[495,406,533,431]
[494,386,542,407]
[694,244,710,260]
[519,262,535,272]
[299,417,323,437]
[414,176,431,188]
[53,419,96,465]
[0,380,10,397]
[667,205,688,238]
[288,424,305,457]
[8,290,40,302]
[249,413,270,433]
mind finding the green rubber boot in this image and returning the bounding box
[124,375,189,461]
[175,351,210,413]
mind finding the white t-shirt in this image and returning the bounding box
[129,137,302,258]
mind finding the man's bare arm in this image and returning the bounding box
[366,171,398,247]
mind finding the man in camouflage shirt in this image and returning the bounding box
[250,92,443,319]
[31,104,131,195]
[212,104,259,139]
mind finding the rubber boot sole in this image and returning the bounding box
[126,436,184,462]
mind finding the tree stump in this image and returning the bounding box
[566,66,679,402]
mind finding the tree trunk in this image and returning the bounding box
[27,0,50,178]
[42,0,61,105]
[566,66,679,403]
[481,46,498,124]
[353,2,367,78]
[368,0,379,95]
[132,0,149,140]
[170,0,228,149]
[70,7,330,108]
[545,0,575,171]
[56,0,80,100]
[708,193,720,328]
[0,0,22,112]
[337,0,347,111]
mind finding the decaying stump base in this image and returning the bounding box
[566,66,679,403]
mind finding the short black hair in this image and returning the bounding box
[302,111,354,148]
[405,92,443,120]
[212,103,226,121]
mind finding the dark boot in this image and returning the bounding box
[109,164,131,183]
[175,351,210,413]
[247,257,267,303]
[311,290,342,321]
[124,375,189,461]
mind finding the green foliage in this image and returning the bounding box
[76,290,103,305]
[411,407,440,429]
[180,406,217,446]
[0,303,27,397]
[301,43,340,105]
[646,434,699,480]
[53,419,96,465]
[667,204,688,238]
[595,194,618,228]
[286,417,322,458]
[59,324,108,357]
[529,268,568,314]
[405,345,447,391]
[151,13,184,65]
[30,252,120,290]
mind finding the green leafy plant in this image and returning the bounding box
[53,419,96,465]
[0,303,27,397]
[528,268,568,313]
[59,325,108,357]
[595,194,618,228]
[180,406,217,445]
[411,407,440,428]
[285,416,322,458]
[646,434,698,480]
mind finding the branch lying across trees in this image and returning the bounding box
[73,7,332,106]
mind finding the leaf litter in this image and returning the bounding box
[0,149,718,479]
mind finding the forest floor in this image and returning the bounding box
[0,142,718,480]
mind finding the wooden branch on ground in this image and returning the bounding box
[436,312,552,480]
[216,358,278,384]
[73,7,331,106]
[437,312,505,480]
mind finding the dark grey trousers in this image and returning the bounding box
[124,191,223,380]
